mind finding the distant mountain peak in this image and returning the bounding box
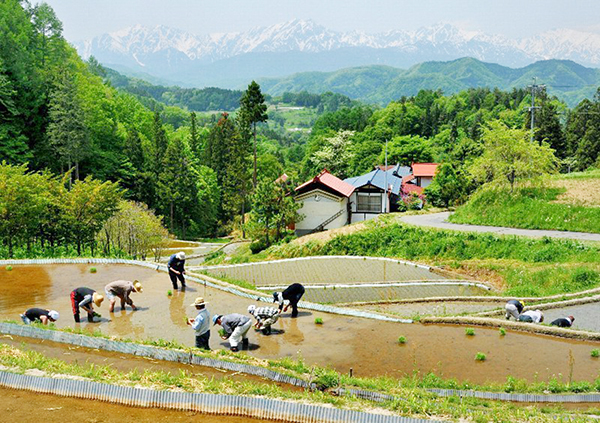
[74,20,600,88]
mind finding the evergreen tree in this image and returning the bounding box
[238,81,268,187]
[189,111,201,159]
[47,70,89,184]
[151,111,168,178]
[157,137,198,237]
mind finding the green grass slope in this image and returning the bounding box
[450,171,600,234]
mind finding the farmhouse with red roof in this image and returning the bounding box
[294,163,438,235]
[293,169,355,236]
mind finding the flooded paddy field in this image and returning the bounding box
[277,283,490,304]
[348,300,504,318]
[1,264,600,385]
[0,386,276,423]
[542,303,600,333]
[197,256,451,286]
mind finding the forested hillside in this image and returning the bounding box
[260,58,600,107]
[1,1,600,259]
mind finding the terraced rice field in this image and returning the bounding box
[349,300,504,318]
[259,283,490,304]
[197,256,449,286]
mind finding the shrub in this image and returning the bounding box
[89,267,97,273]
[397,336,407,344]
[5,265,12,271]
[591,349,599,358]
[499,328,506,336]
[475,352,486,361]
[465,328,475,336]
[314,317,323,325]
[249,238,269,254]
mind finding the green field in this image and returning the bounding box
[450,170,600,234]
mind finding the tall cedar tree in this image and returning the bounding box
[157,137,198,237]
[47,70,89,185]
[189,111,201,159]
[238,81,268,187]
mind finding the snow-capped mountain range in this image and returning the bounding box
[75,20,600,87]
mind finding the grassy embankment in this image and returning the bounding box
[450,169,600,234]
[206,215,600,298]
[0,340,598,422]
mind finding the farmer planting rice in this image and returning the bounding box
[504,299,524,320]
[187,297,211,350]
[20,308,59,325]
[247,304,280,335]
[551,315,575,328]
[168,251,186,290]
[273,283,305,318]
[518,309,544,323]
[213,313,252,352]
[105,280,143,312]
[70,287,103,323]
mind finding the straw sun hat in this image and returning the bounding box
[190,297,208,307]
[133,280,143,293]
[92,292,104,307]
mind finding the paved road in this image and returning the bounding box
[400,212,600,242]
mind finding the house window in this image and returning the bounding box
[357,193,381,212]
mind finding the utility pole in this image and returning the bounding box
[384,139,388,213]
[526,77,544,143]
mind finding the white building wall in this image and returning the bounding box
[419,176,434,188]
[295,191,348,235]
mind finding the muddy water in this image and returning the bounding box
[0,335,298,390]
[350,301,504,318]
[0,386,276,423]
[1,264,600,385]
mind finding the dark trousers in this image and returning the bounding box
[169,271,186,289]
[195,331,210,350]
[70,291,92,323]
[289,292,304,317]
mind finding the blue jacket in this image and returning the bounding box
[168,254,185,272]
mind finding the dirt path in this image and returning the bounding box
[400,212,600,242]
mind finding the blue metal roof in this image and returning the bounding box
[344,164,412,196]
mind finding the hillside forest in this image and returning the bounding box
[1,1,600,258]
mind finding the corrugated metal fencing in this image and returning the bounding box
[0,322,311,389]
[0,371,438,423]
[0,258,412,323]
[427,388,600,403]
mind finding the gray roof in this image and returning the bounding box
[344,164,411,196]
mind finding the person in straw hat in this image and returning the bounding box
[70,287,104,323]
[105,280,143,312]
[187,297,210,350]
[168,251,187,290]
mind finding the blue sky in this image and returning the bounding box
[43,0,600,41]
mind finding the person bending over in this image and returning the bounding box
[504,299,524,320]
[550,315,575,328]
[247,304,280,335]
[213,313,252,352]
[105,280,143,312]
[168,251,186,290]
[70,287,103,323]
[20,308,59,325]
[518,309,544,323]
[273,283,305,318]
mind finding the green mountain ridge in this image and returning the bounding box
[259,58,600,107]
